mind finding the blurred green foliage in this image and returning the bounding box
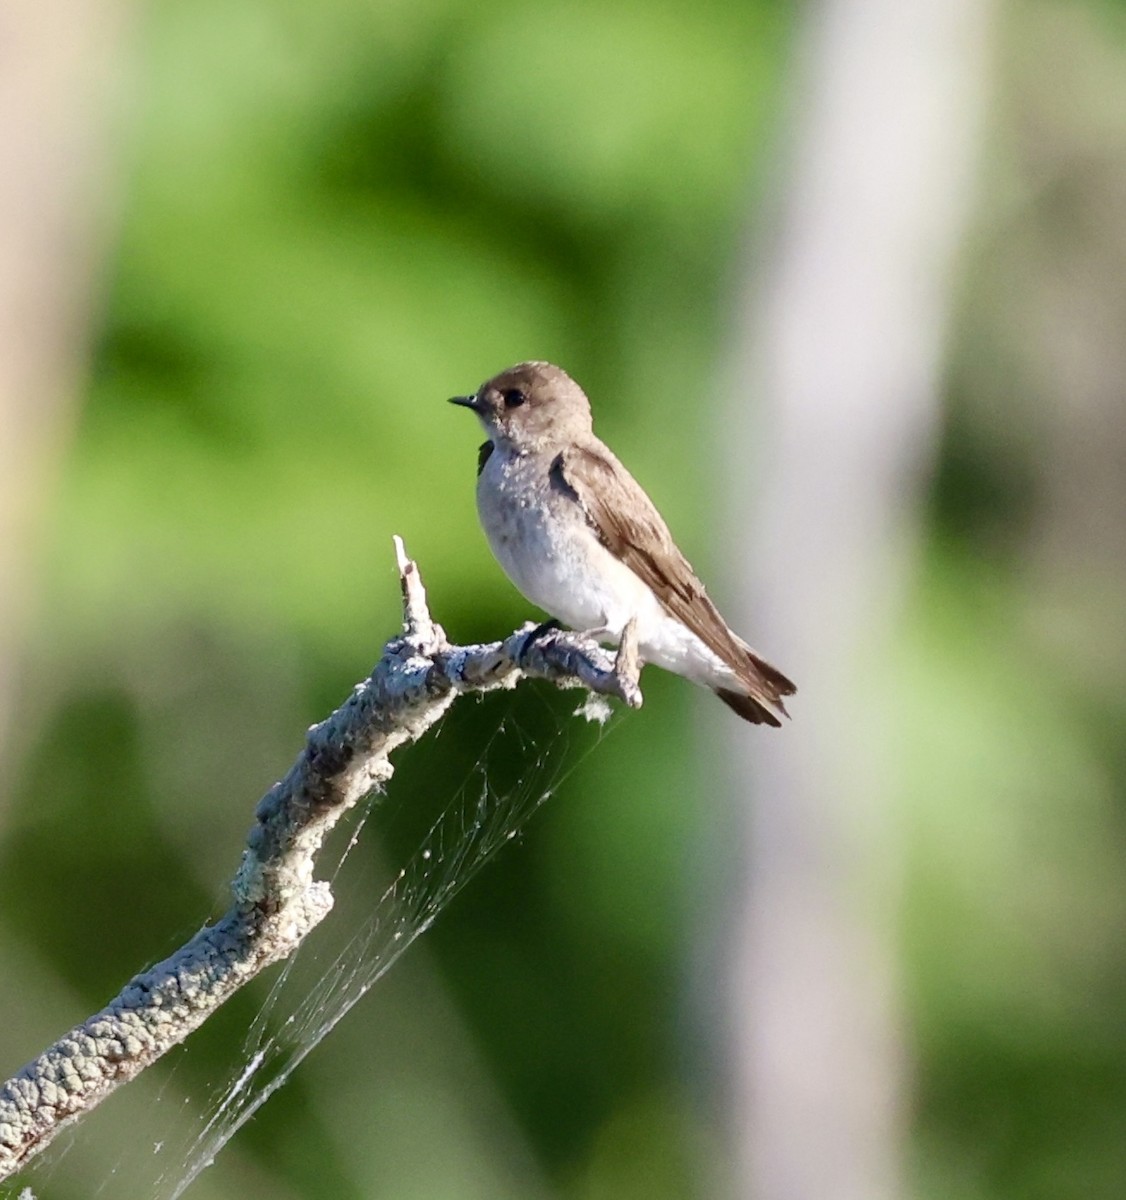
[5,0,1126,1196]
[4,0,788,1195]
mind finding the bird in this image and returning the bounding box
[448,361,795,725]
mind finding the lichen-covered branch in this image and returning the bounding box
[0,538,640,1182]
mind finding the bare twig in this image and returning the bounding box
[612,617,642,709]
[0,539,635,1182]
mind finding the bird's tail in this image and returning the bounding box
[714,649,797,727]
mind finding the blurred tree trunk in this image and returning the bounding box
[975,3,1126,689]
[720,0,995,1196]
[0,0,126,800]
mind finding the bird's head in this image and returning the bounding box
[449,361,593,450]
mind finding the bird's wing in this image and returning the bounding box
[477,441,494,477]
[549,442,795,717]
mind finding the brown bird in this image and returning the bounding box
[450,361,795,725]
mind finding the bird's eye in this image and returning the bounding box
[503,388,527,408]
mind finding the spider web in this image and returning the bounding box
[7,687,618,1199]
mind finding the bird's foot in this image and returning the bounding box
[578,625,615,645]
[519,618,564,659]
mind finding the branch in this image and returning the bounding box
[0,538,640,1182]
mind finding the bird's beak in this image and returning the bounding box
[448,394,482,412]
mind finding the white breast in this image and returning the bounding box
[476,446,740,690]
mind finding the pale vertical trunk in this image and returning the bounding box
[0,0,128,794]
[720,1,995,1196]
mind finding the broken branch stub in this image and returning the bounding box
[0,539,639,1182]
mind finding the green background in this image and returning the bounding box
[4,0,1126,1196]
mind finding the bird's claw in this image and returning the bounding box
[519,618,564,660]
